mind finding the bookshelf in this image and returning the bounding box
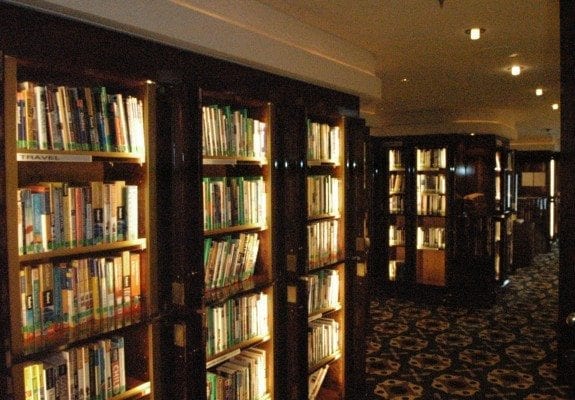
[1,55,161,399]
[168,89,276,399]
[371,134,512,302]
[279,112,369,400]
[0,4,366,398]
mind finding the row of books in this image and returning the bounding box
[416,148,447,169]
[307,220,340,269]
[389,196,404,214]
[20,251,141,341]
[204,233,259,290]
[305,269,340,314]
[202,105,267,158]
[308,365,329,400]
[388,260,405,282]
[207,348,268,400]
[388,225,405,246]
[17,81,145,153]
[416,174,446,194]
[206,292,269,357]
[307,175,340,217]
[17,181,138,255]
[417,193,447,215]
[389,173,405,194]
[306,120,340,163]
[388,149,404,170]
[417,227,446,249]
[308,318,340,367]
[22,336,126,400]
[203,176,266,231]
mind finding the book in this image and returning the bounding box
[114,181,126,241]
[39,263,56,336]
[45,85,64,151]
[34,85,49,150]
[81,87,100,151]
[20,188,34,254]
[20,266,34,341]
[114,254,125,322]
[110,336,126,393]
[124,185,138,240]
[19,81,38,149]
[90,182,104,245]
[43,352,71,400]
[121,252,132,324]
[30,186,51,253]
[76,346,90,400]
[23,363,35,400]
[16,90,27,149]
[92,86,111,152]
[30,266,42,339]
[42,362,57,400]
[130,253,141,318]
[109,94,129,152]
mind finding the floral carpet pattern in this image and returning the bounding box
[366,246,575,399]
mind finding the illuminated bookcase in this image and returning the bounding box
[1,54,162,399]
[279,111,369,399]
[371,134,512,301]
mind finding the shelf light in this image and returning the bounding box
[465,27,485,40]
[536,88,543,96]
[511,65,521,76]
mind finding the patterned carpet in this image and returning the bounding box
[365,245,575,399]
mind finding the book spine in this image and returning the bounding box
[39,263,56,336]
[124,185,138,240]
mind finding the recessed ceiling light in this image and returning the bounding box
[511,65,521,76]
[465,27,485,40]
[552,103,559,110]
[509,53,519,58]
[536,88,543,96]
[401,77,409,83]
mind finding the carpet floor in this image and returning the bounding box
[365,245,575,399]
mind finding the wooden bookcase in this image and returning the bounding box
[277,110,369,400]
[200,91,276,400]
[0,3,367,399]
[1,55,162,399]
[371,134,513,302]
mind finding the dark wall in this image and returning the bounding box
[0,3,359,117]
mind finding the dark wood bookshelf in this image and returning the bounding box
[0,3,366,399]
[371,134,514,304]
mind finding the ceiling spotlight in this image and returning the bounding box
[465,27,485,40]
[536,88,543,96]
[552,103,559,110]
[511,65,521,76]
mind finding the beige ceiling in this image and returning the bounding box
[254,0,560,148]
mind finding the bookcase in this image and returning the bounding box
[1,54,162,399]
[371,134,513,302]
[167,87,277,400]
[278,109,369,400]
[0,3,368,399]
[515,150,557,255]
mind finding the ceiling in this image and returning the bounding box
[254,0,561,148]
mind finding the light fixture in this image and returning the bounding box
[536,88,543,96]
[552,103,559,110]
[465,27,485,40]
[511,65,521,76]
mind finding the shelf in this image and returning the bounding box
[203,156,268,166]
[18,239,147,263]
[206,334,271,369]
[16,149,145,163]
